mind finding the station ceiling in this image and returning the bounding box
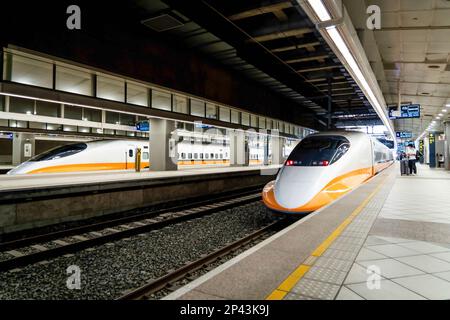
[134,0,379,128]
[345,0,450,139]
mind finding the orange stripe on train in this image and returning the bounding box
[262,163,393,213]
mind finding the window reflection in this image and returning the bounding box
[152,90,171,111]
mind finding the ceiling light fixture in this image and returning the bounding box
[305,0,395,140]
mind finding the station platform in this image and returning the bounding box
[0,165,280,191]
[165,163,450,300]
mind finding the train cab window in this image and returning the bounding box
[143,152,149,160]
[30,143,87,161]
[129,149,133,157]
[286,136,350,166]
[331,143,350,164]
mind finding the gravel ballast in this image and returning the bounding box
[0,202,276,300]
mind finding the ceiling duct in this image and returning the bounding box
[141,13,184,32]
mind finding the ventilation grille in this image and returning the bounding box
[142,14,184,32]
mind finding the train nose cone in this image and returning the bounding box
[274,181,317,209]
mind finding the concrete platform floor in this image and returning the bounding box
[164,163,450,300]
[0,165,280,191]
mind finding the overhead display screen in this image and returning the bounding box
[388,104,420,119]
[396,131,412,139]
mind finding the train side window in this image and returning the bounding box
[194,153,198,159]
[188,153,192,159]
[220,153,223,159]
[210,153,214,158]
[200,153,203,159]
[143,152,149,160]
[129,149,133,157]
[205,153,209,159]
[215,153,218,159]
[181,153,186,159]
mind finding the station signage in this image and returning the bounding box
[396,131,412,139]
[136,121,150,132]
[388,104,420,119]
[195,122,213,129]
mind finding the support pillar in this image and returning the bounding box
[271,130,283,165]
[149,118,177,171]
[229,129,247,166]
[327,77,332,129]
[429,132,436,168]
[445,122,450,170]
[12,133,35,165]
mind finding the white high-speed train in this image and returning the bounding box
[8,140,150,174]
[262,131,394,214]
[7,132,271,174]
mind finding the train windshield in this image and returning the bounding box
[29,143,87,161]
[286,136,350,166]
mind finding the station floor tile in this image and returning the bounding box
[335,287,364,300]
[392,274,450,300]
[355,248,388,261]
[367,243,421,258]
[396,255,450,273]
[357,259,425,279]
[345,279,426,300]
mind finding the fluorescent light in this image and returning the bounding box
[442,109,447,112]
[436,117,441,120]
[325,26,395,138]
[307,0,331,21]
[438,113,443,116]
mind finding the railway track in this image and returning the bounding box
[0,187,265,272]
[118,219,288,300]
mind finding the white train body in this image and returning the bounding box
[262,131,394,214]
[8,140,150,174]
[7,129,275,174]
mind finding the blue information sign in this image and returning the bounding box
[396,131,412,139]
[389,104,420,119]
[136,121,149,132]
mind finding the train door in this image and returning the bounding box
[125,145,134,169]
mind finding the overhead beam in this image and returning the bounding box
[320,87,354,92]
[316,81,349,86]
[285,54,328,64]
[271,41,321,52]
[297,65,340,73]
[228,2,292,21]
[306,76,345,83]
[250,28,313,42]
[374,26,450,31]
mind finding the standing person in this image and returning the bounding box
[438,154,445,168]
[406,143,417,175]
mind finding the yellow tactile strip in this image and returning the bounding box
[266,178,387,300]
